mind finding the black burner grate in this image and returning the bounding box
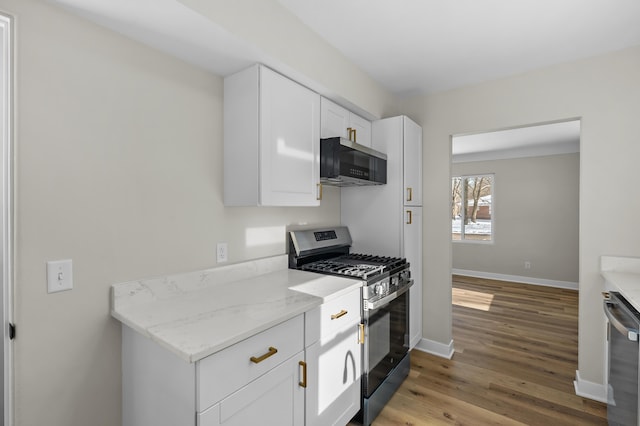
[300,253,406,281]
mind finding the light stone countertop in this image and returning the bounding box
[111,254,361,362]
[601,255,640,311]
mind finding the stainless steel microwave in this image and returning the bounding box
[320,137,387,186]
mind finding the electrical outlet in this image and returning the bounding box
[524,261,531,269]
[47,259,73,293]
[217,243,228,263]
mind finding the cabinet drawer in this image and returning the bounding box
[197,315,304,411]
[306,288,361,344]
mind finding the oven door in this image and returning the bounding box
[362,286,410,397]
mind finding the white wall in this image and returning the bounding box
[4,1,395,425]
[402,45,640,390]
[452,153,579,284]
[178,0,399,120]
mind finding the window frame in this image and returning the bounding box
[451,173,494,244]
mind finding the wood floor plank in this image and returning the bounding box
[364,275,607,425]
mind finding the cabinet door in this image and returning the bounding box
[198,315,304,410]
[198,404,220,426]
[215,354,305,426]
[306,325,361,426]
[404,206,422,349]
[320,97,350,139]
[349,113,372,147]
[260,67,320,206]
[403,117,423,206]
[321,97,372,147]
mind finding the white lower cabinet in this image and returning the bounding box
[122,315,306,426]
[123,302,363,426]
[198,354,305,426]
[304,287,362,426]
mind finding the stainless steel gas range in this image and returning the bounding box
[289,226,412,426]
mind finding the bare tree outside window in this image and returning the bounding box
[452,174,493,241]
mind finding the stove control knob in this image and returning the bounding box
[375,284,384,296]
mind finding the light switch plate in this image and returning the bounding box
[47,259,73,293]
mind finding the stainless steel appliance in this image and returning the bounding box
[603,291,640,426]
[320,137,387,186]
[289,226,412,426]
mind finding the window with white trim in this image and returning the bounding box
[451,174,494,242]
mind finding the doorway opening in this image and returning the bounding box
[451,119,580,290]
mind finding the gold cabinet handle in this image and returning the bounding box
[359,323,365,344]
[250,346,278,364]
[406,187,413,202]
[331,309,348,320]
[346,127,357,142]
[298,360,307,388]
[316,183,322,200]
[406,210,413,225]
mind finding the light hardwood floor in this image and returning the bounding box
[369,275,607,425]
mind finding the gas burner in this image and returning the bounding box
[301,259,385,279]
[341,253,407,270]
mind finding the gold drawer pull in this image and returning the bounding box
[406,187,413,202]
[298,361,307,388]
[406,210,413,225]
[331,310,348,320]
[359,323,365,344]
[250,346,278,364]
[316,183,322,200]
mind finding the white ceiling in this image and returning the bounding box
[46,0,627,158]
[48,0,640,98]
[278,0,640,97]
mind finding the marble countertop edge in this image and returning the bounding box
[110,255,362,363]
[601,256,640,312]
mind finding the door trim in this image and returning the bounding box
[0,11,14,426]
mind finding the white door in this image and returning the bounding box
[305,328,361,426]
[259,67,320,206]
[348,113,372,147]
[404,207,422,349]
[212,355,305,426]
[320,97,349,139]
[403,117,423,206]
[0,13,13,426]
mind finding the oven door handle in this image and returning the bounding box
[364,280,413,311]
[604,300,639,342]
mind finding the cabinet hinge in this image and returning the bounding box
[9,323,15,340]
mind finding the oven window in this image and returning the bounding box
[364,291,409,397]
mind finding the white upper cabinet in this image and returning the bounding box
[403,117,423,206]
[320,97,372,147]
[224,65,321,206]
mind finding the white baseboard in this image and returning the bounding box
[573,370,607,403]
[413,338,454,360]
[452,268,579,290]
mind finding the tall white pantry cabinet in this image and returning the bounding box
[341,116,423,349]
